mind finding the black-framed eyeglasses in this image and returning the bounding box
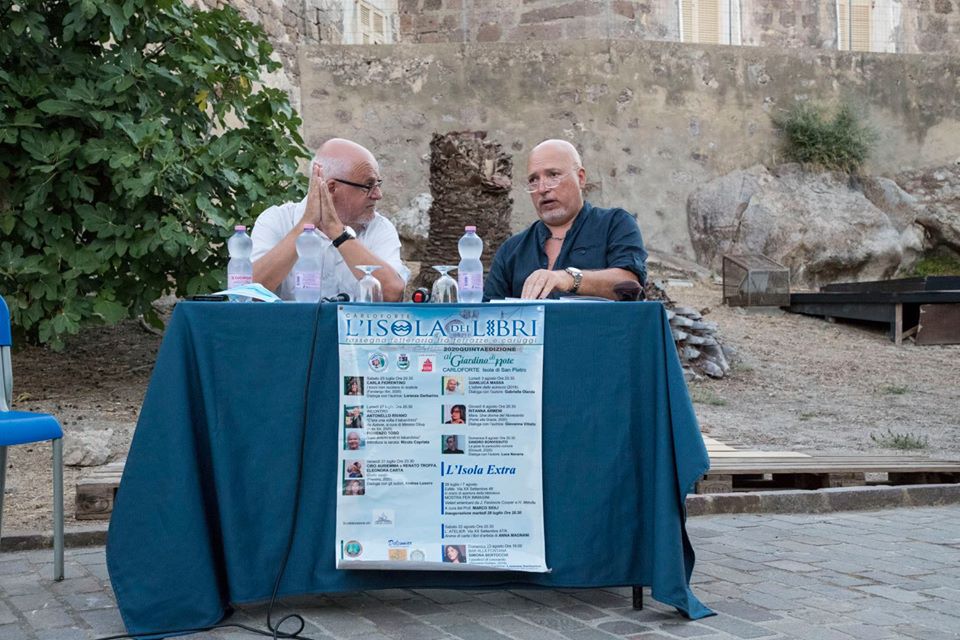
[333,178,383,196]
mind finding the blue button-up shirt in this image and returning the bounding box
[483,201,648,300]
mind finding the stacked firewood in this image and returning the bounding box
[644,281,729,380]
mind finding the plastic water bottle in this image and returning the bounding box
[226,225,253,289]
[457,225,484,303]
[294,224,324,302]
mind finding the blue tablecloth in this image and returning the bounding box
[107,302,712,636]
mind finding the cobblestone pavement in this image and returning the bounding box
[1,505,959,639]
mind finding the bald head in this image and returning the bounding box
[526,139,586,229]
[311,138,382,227]
[313,138,378,181]
[529,139,582,172]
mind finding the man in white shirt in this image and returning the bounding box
[251,138,408,301]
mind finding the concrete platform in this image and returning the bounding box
[2,505,960,639]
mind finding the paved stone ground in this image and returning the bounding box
[2,505,960,639]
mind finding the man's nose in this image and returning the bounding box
[369,185,383,200]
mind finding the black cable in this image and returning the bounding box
[264,298,326,638]
[95,300,326,640]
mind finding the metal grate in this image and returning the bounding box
[722,254,790,307]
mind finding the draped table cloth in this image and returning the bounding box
[107,302,712,636]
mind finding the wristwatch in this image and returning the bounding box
[332,226,357,248]
[564,267,583,295]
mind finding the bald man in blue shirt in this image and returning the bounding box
[484,140,648,300]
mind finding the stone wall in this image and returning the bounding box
[395,0,960,55]
[398,0,678,43]
[299,40,960,258]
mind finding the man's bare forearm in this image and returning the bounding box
[337,239,405,301]
[578,267,638,299]
[252,226,302,292]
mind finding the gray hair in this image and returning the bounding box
[311,150,348,181]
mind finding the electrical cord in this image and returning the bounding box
[95,300,327,640]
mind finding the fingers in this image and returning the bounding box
[521,270,558,299]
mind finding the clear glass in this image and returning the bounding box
[356,265,383,303]
[431,266,458,303]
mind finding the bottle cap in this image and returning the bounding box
[234,225,246,231]
[465,225,477,232]
[303,224,316,231]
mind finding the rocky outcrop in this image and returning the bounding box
[686,164,943,287]
[894,165,960,257]
[688,165,907,286]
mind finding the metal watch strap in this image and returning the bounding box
[566,268,583,294]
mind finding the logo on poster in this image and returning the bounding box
[396,354,411,370]
[344,540,363,558]
[374,510,395,526]
[419,356,435,372]
[391,320,413,336]
[368,352,388,372]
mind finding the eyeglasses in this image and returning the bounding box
[525,172,569,193]
[333,178,383,196]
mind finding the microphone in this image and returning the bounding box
[411,288,431,303]
[613,281,642,302]
[322,293,351,303]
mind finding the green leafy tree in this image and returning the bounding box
[0,0,308,348]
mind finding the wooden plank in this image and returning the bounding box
[916,304,960,345]
[791,291,960,304]
[709,451,810,458]
[75,478,119,520]
[75,460,126,520]
[696,474,733,494]
[895,303,903,345]
[821,276,960,293]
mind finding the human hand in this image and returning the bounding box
[521,269,575,299]
[302,163,343,239]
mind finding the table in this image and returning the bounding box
[107,302,712,636]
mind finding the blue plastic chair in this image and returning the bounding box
[0,296,64,580]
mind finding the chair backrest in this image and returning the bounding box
[0,296,11,411]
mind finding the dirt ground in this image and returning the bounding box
[2,278,959,533]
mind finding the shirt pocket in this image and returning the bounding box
[568,244,605,268]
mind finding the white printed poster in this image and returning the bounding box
[335,304,548,572]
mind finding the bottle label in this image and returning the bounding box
[228,274,253,288]
[458,272,483,290]
[296,272,322,289]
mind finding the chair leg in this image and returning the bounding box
[52,438,64,581]
[0,445,7,547]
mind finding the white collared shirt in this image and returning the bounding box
[250,198,409,301]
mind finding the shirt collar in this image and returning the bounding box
[534,200,593,246]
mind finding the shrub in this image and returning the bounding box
[773,102,876,173]
[870,429,928,451]
[911,253,960,277]
[0,0,309,348]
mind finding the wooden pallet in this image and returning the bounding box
[698,436,960,493]
[75,461,125,520]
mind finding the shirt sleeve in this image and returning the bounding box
[605,209,648,284]
[483,243,512,301]
[250,205,289,264]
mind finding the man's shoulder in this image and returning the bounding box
[256,199,304,227]
[366,211,400,234]
[583,201,635,223]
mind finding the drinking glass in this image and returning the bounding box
[431,266,458,303]
[356,265,383,303]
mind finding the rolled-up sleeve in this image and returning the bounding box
[606,210,648,284]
